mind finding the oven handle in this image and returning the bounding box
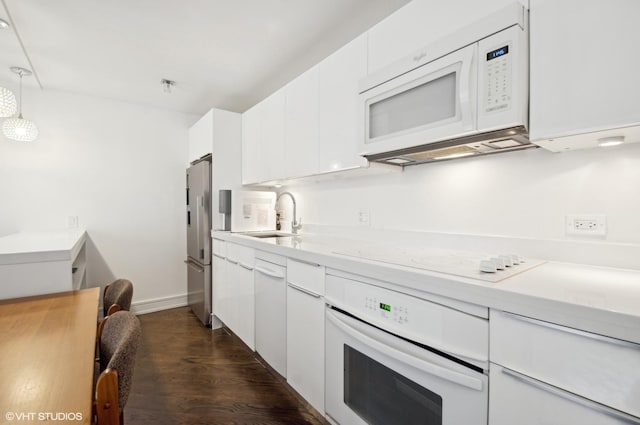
[325,296,486,366]
[326,309,483,391]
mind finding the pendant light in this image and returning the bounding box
[0,85,17,118]
[2,67,38,142]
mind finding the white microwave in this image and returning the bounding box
[359,3,532,165]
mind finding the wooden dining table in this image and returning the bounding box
[0,287,100,425]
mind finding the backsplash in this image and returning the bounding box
[292,143,640,268]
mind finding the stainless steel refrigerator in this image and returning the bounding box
[185,156,212,326]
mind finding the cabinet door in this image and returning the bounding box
[491,310,640,418]
[318,34,368,173]
[211,254,228,326]
[285,67,319,179]
[530,0,640,142]
[234,263,255,350]
[254,259,287,376]
[366,0,520,75]
[226,243,256,349]
[286,284,325,414]
[242,103,264,184]
[489,365,639,425]
[262,90,286,182]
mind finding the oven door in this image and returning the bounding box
[325,308,488,425]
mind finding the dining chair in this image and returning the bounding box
[103,279,133,317]
[95,311,141,425]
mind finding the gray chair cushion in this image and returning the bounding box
[103,279,133,317]
[99,311,141,408]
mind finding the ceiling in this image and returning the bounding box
[0,0,409,116]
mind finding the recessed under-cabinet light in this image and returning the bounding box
[432,152,475,160]
[597,136,624,147]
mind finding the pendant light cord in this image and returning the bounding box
[17,71,23,118]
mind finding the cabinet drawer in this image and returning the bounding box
[490,310,640,417]
[286,258,324,296]
[212,238,226,258]
[226,242,254,268]
[489,365,640,425]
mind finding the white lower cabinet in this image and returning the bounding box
[286,259,325,414]
[222,242,256,350]
[489,309,640,424]
[254,254,287,377]
[490,365,639,425]
[211,238,227,329]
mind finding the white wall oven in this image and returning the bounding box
[325,270,489,425]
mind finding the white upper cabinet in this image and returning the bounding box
[242,103,264,185]
[188,108,241,229]
[318,34,368,173]
[242,91,286,184]
[188,109,214,164]
[366,0,524,75]
[284,67,319,179]
[261,90,286,182]
[529,0,640,151]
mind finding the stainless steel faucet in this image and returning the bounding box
[276,191,302,234]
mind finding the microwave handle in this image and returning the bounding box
[458,45,477,131]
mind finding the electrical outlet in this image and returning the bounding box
[358,209,370,226]
[566,214,606,236]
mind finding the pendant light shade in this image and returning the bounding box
[0,86,17,118]
[1,67,38,142]
[2,115,38,141]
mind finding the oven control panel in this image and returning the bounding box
[326,272,489,366]
[365,296,409,325]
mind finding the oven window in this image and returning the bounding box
[344,345,443,425]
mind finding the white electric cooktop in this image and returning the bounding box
[333,244,545,282]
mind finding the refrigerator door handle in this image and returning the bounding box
[184,259,205,273]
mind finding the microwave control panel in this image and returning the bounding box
[484,43,512,113]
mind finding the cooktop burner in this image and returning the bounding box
[333,245,544,282]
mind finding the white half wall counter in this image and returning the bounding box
[0,229,88,300]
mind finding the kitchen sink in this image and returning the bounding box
[241,231,293,239]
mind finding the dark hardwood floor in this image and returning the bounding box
[126,307,329,425]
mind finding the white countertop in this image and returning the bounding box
[0,229,87,265]
[213,230,640,345]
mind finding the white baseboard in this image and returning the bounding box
[131,293,188,315]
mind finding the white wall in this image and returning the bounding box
[0,85,198,309]
[293,143,640,245]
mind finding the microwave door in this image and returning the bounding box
[360,43,477,156]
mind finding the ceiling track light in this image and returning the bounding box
[0,18,10,29]
[161,79,175,94]
[2,67,38,142]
